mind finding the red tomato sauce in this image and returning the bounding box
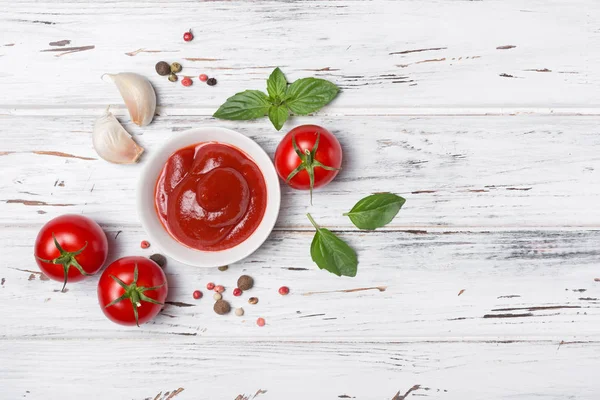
[155,142,267,251]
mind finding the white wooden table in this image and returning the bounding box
[2,1,600,399]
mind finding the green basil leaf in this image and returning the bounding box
[344,193,406,230]
[266,67,288,100]
[285,78,339,115]
[268,105,289,131]
[213,90,271,120]
[308,214,358,277]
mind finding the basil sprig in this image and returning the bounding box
[307,213,358,277]
[213,68,340,131]
[344,193,406,230]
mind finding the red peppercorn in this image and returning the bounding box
[199,74,208,82]
[206,282,215,290]
[233,288,242,296]
[183,29,193,42]
[140,240,150,249]
[215,285,225,293]
[278,286,290,295]
[181,77,193,87]
[193,290,202,300]
[256,317,266,327]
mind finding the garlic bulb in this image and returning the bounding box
[93,110,144,164]
[104,72,156,126]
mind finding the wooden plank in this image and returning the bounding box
[1,0,600,111]
[2,227,599,339]
[1,115,598,228]
[2,1,599,398]
[1,339,598,399]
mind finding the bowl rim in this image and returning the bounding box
[136,126,281,267]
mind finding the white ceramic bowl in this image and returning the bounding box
[137,127,280,267]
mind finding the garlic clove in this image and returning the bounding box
[93,110,144,164]
[104,72,156,127]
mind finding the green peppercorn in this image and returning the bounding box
[218,265,229,271]
[170,62,182,73]
[155,61,171,76]
[168,73,178,82]
[207,77,217,86]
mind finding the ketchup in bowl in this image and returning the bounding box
[155,142,267,251]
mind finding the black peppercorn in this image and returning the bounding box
[155,61,171,76]
[207,77,217,86]
[149,253,167,268]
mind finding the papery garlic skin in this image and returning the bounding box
[93,110,144,164]
[105,72,156,126]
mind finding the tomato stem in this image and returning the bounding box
[286,132,340,205]
[105,264,165,327]
[35,233,90,291]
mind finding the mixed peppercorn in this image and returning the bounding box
[144,247,283,325]
[181,269,286,326]
[154,61,217,87]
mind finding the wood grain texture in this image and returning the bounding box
[2,227,599,340]
[2,339,598,400]
[1,0,600,112]
[1,115,599,228]
[2,0,600,398]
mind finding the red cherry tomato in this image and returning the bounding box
[34,214,108,291]
[274,125,342,201]
[97,256,168,326]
